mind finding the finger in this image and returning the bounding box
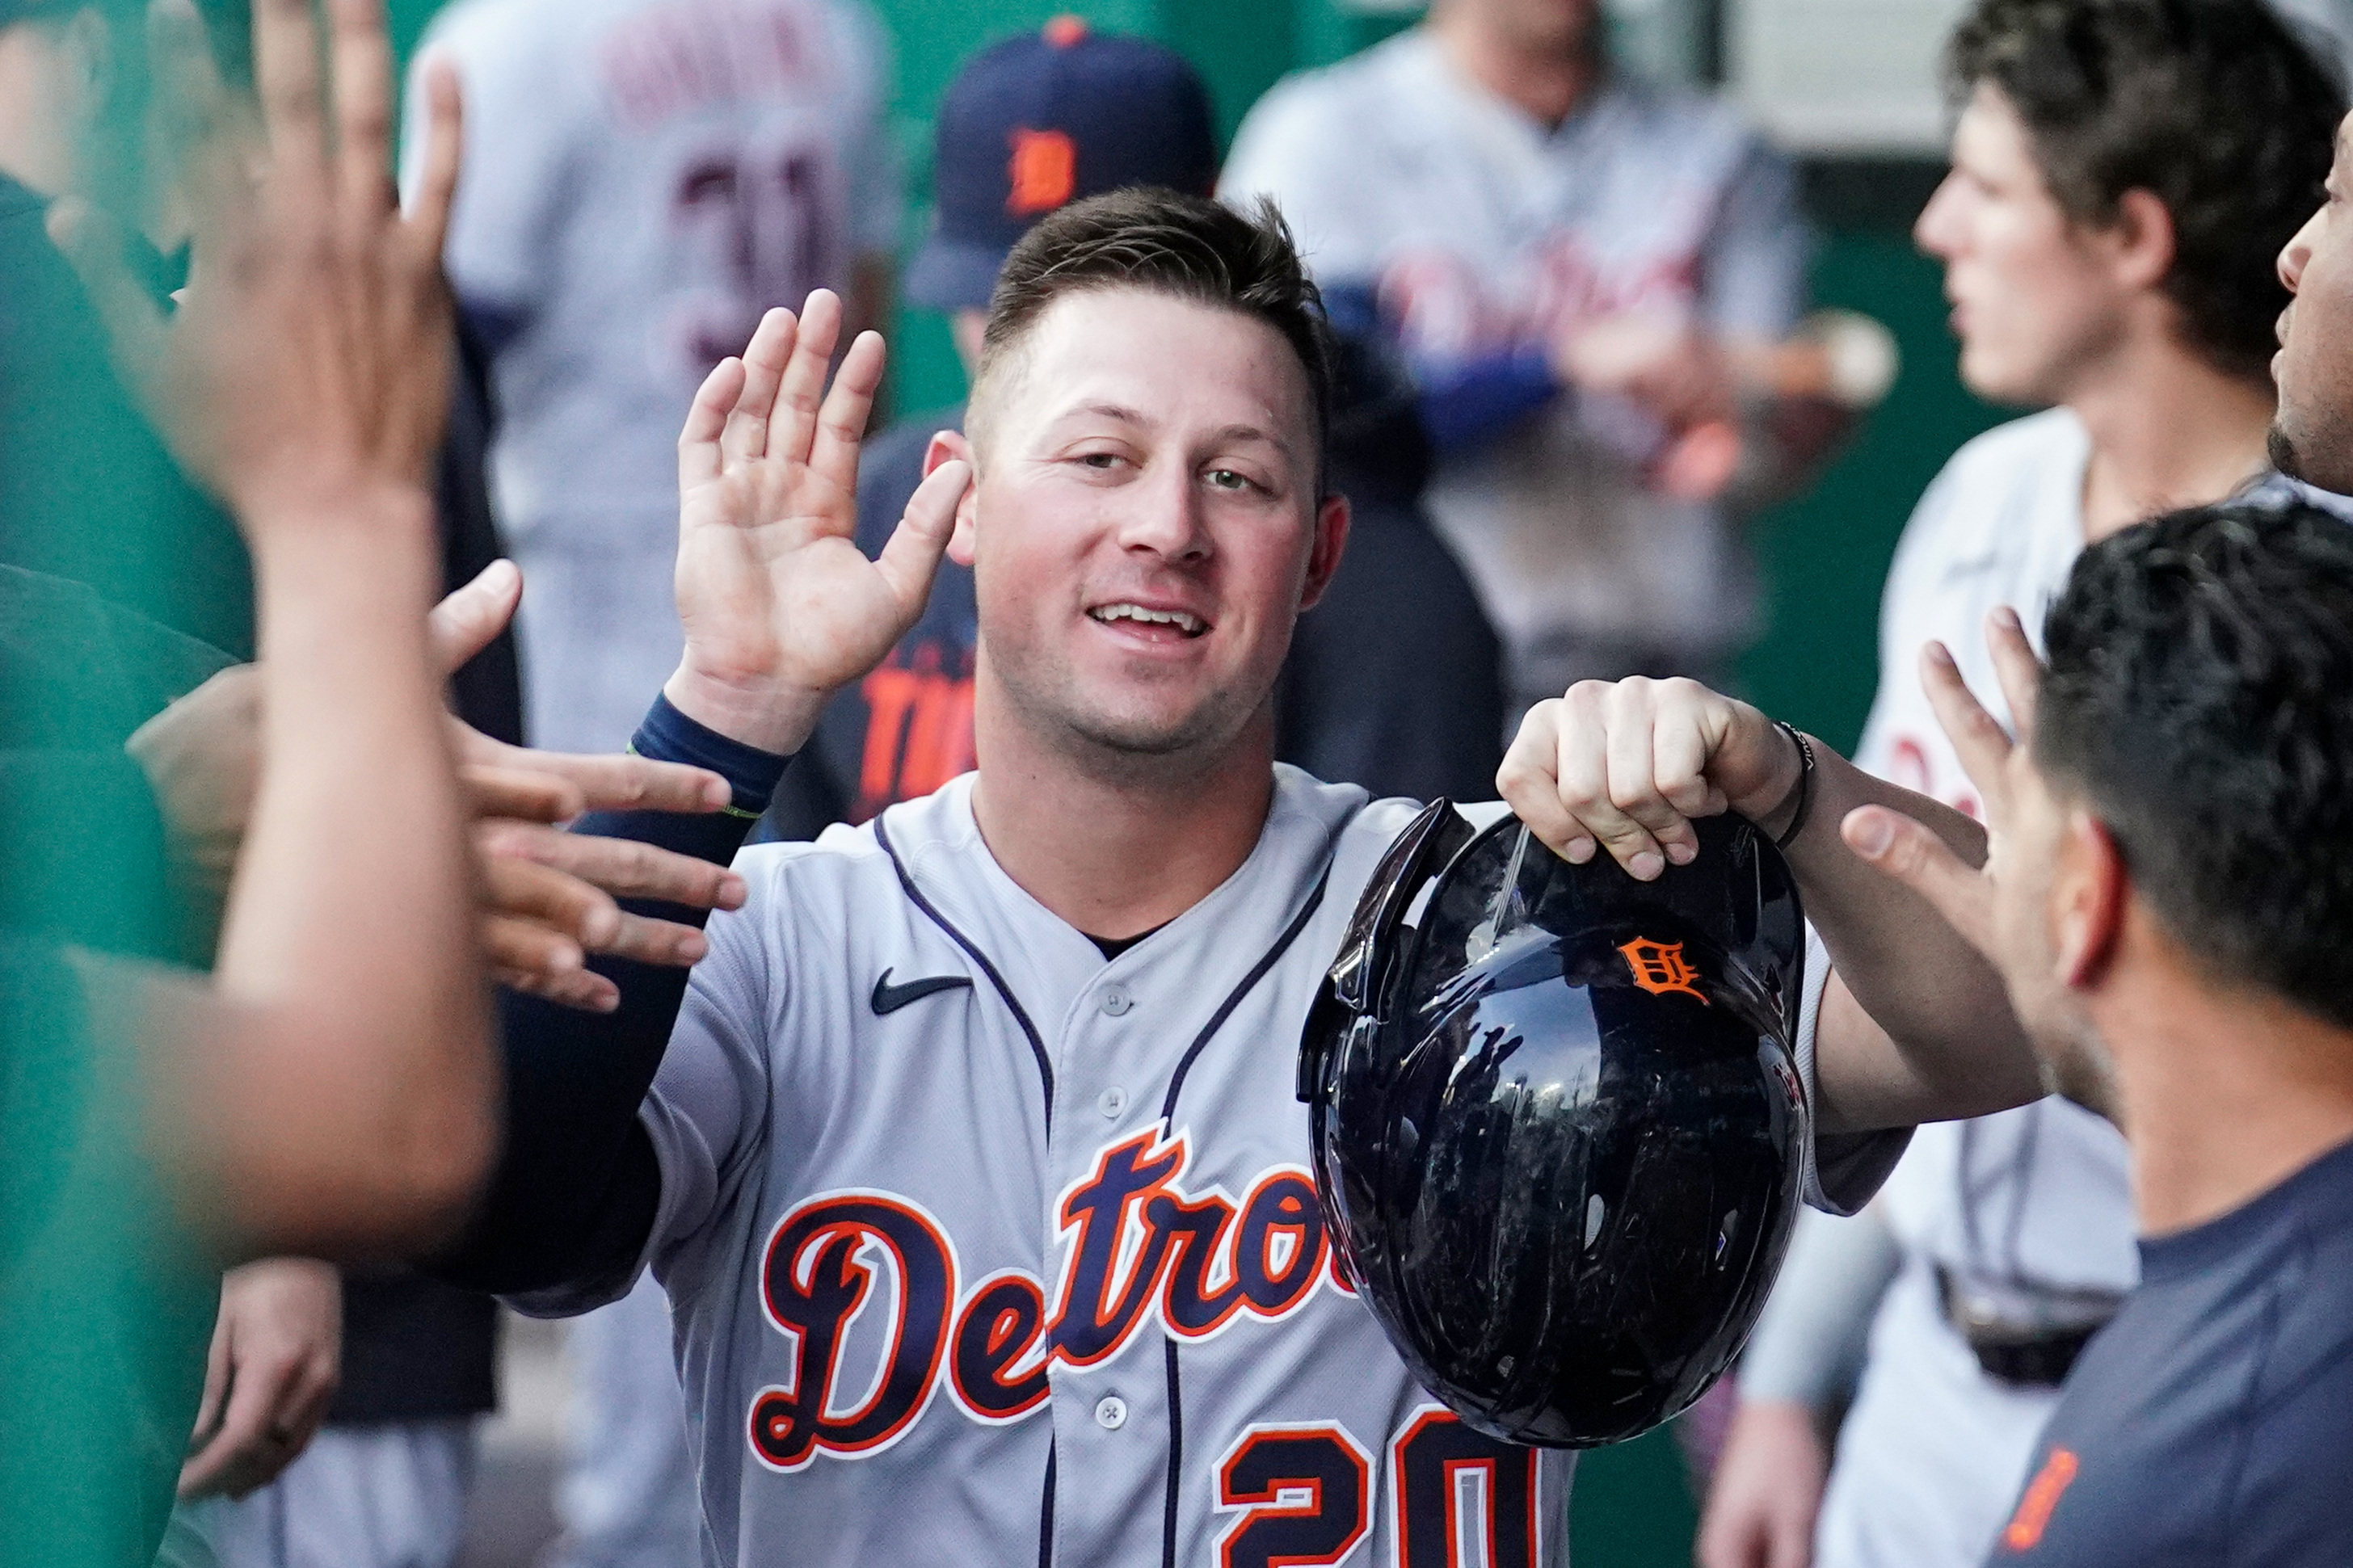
[250,0,330,186]
[481,856,623,950]
[403,55,464,256]
[1591,683,1682,879]
[679,356,747,491]
[769,288,843,467]
[148,0,247,247]
[721,308,799,467]
[596,910,712,968]
[1496,703,1597,864]
[1985,606,2044,740]
[1649,702,1728,867]
[179,1347,297,1499]
[479,820,748,910]
[806,329,885,494]
[462,763,586,824]
[1918,642,2014,809]
[1841,805,1997,954]
[482,912,585,983]
[872,458,969,618]
[327,0,396,221]
[464,743,732,815]
[498,963,621,1013]
[429,559,522,674]
[44,200,170,415]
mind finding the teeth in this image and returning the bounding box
[1091,603,1206,635]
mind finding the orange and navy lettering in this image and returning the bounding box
[747,1132,1349,1465]
[1389,1406,1542,1568]
[2001,1448,2079,1553]
[1006,127,1079,215]
[1214,1424,1375,1568]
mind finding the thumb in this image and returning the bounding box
[872,458,970,620]
[430,559,523,675]
[45,197,170,419]
[1841,804,1996,955]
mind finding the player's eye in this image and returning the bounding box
[1204,468,1261,494]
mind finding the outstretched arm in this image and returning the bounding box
[1496,668,2046,1133]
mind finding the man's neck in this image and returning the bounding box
[2068,336,2275,544]
[2094,919,2353,1234]
[1425,6,1600,128]
[966,683,1278,944]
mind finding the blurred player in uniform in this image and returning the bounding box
[412,189,2090,1566]
[1220,0,1868,718]
[401,0,896,1557]
[1697,6,2346,1566]
[764,19,1502,843]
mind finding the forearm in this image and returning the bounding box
[1783,746,2043,1129]
[193,487,494,1258]
[435,696,785,1293]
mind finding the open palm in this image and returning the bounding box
[671,290,970,751]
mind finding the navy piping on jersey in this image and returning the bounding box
[1155,813,1355,1568]
[1038,1441,1056,1568]
[872,814,1056,1131]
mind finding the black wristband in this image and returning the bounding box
[627,692,792,820]
[1770,721,1816,851]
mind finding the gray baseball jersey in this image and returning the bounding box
[517,766,1894,1565]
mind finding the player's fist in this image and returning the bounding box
[1497,676,1805,878]
[667,291,972,753]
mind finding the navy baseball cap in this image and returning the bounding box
[906,17,1219,313]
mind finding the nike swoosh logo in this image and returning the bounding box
[870,969,974,1015]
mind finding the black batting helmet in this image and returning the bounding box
[1297,803,1809,1448]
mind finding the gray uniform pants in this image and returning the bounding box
[157,1419,478,1568]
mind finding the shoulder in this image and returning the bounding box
[1900,410,2084,550]
[1227,34,1423,172]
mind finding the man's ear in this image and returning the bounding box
[1298,493,1352,612]
[927,429,981,566]
[2106,189,2178,296]
[2051,807,2128,990]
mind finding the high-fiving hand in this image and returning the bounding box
[665,292,973,753]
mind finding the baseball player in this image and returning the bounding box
[433,190,2041,1565]
[1699,5,2348,1566]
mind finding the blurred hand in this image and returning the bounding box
[128,663,262,905]
[1555,312,1738,433]
[179,1258,342,1500]
[431,561,747,1011]
[665,291,971,751]
[1695,1398,1827,1568]
[1497,677,1805,878]
[128,563,747,1005]
[46,0,465,529]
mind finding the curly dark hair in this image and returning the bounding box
[978,188,1332,468]
[1947,0,2346,381]
[2038,499,2353,1028]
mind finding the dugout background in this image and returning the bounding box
[381,0,2011,1557]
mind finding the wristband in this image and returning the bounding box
[1770,721,1816,851]
[626,692,792,820]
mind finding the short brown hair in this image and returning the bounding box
[973,187,1333,479]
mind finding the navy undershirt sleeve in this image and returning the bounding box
[1412,343,1563,452]
[429,696,790,1297]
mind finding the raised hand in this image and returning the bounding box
[47,0,465,527]
[665,291,972,753]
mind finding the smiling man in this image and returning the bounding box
[431,189,2048,1566]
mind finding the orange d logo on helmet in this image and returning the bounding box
[1618,938,1709,1005]
[1006,128,1077,215]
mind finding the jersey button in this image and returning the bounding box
[1101,986,1134,1017]
[1098,1087,1128,1119]
[1094,1396,1128,1430]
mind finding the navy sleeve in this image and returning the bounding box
[1412,343,1563,453]
[429,696,790,1297]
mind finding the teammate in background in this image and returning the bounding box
[423,193,2076,1566]
[1695,6,2346,1566]
[1219,0,1854,718]
[764,19,1502,843]
[401,0,895,1555]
